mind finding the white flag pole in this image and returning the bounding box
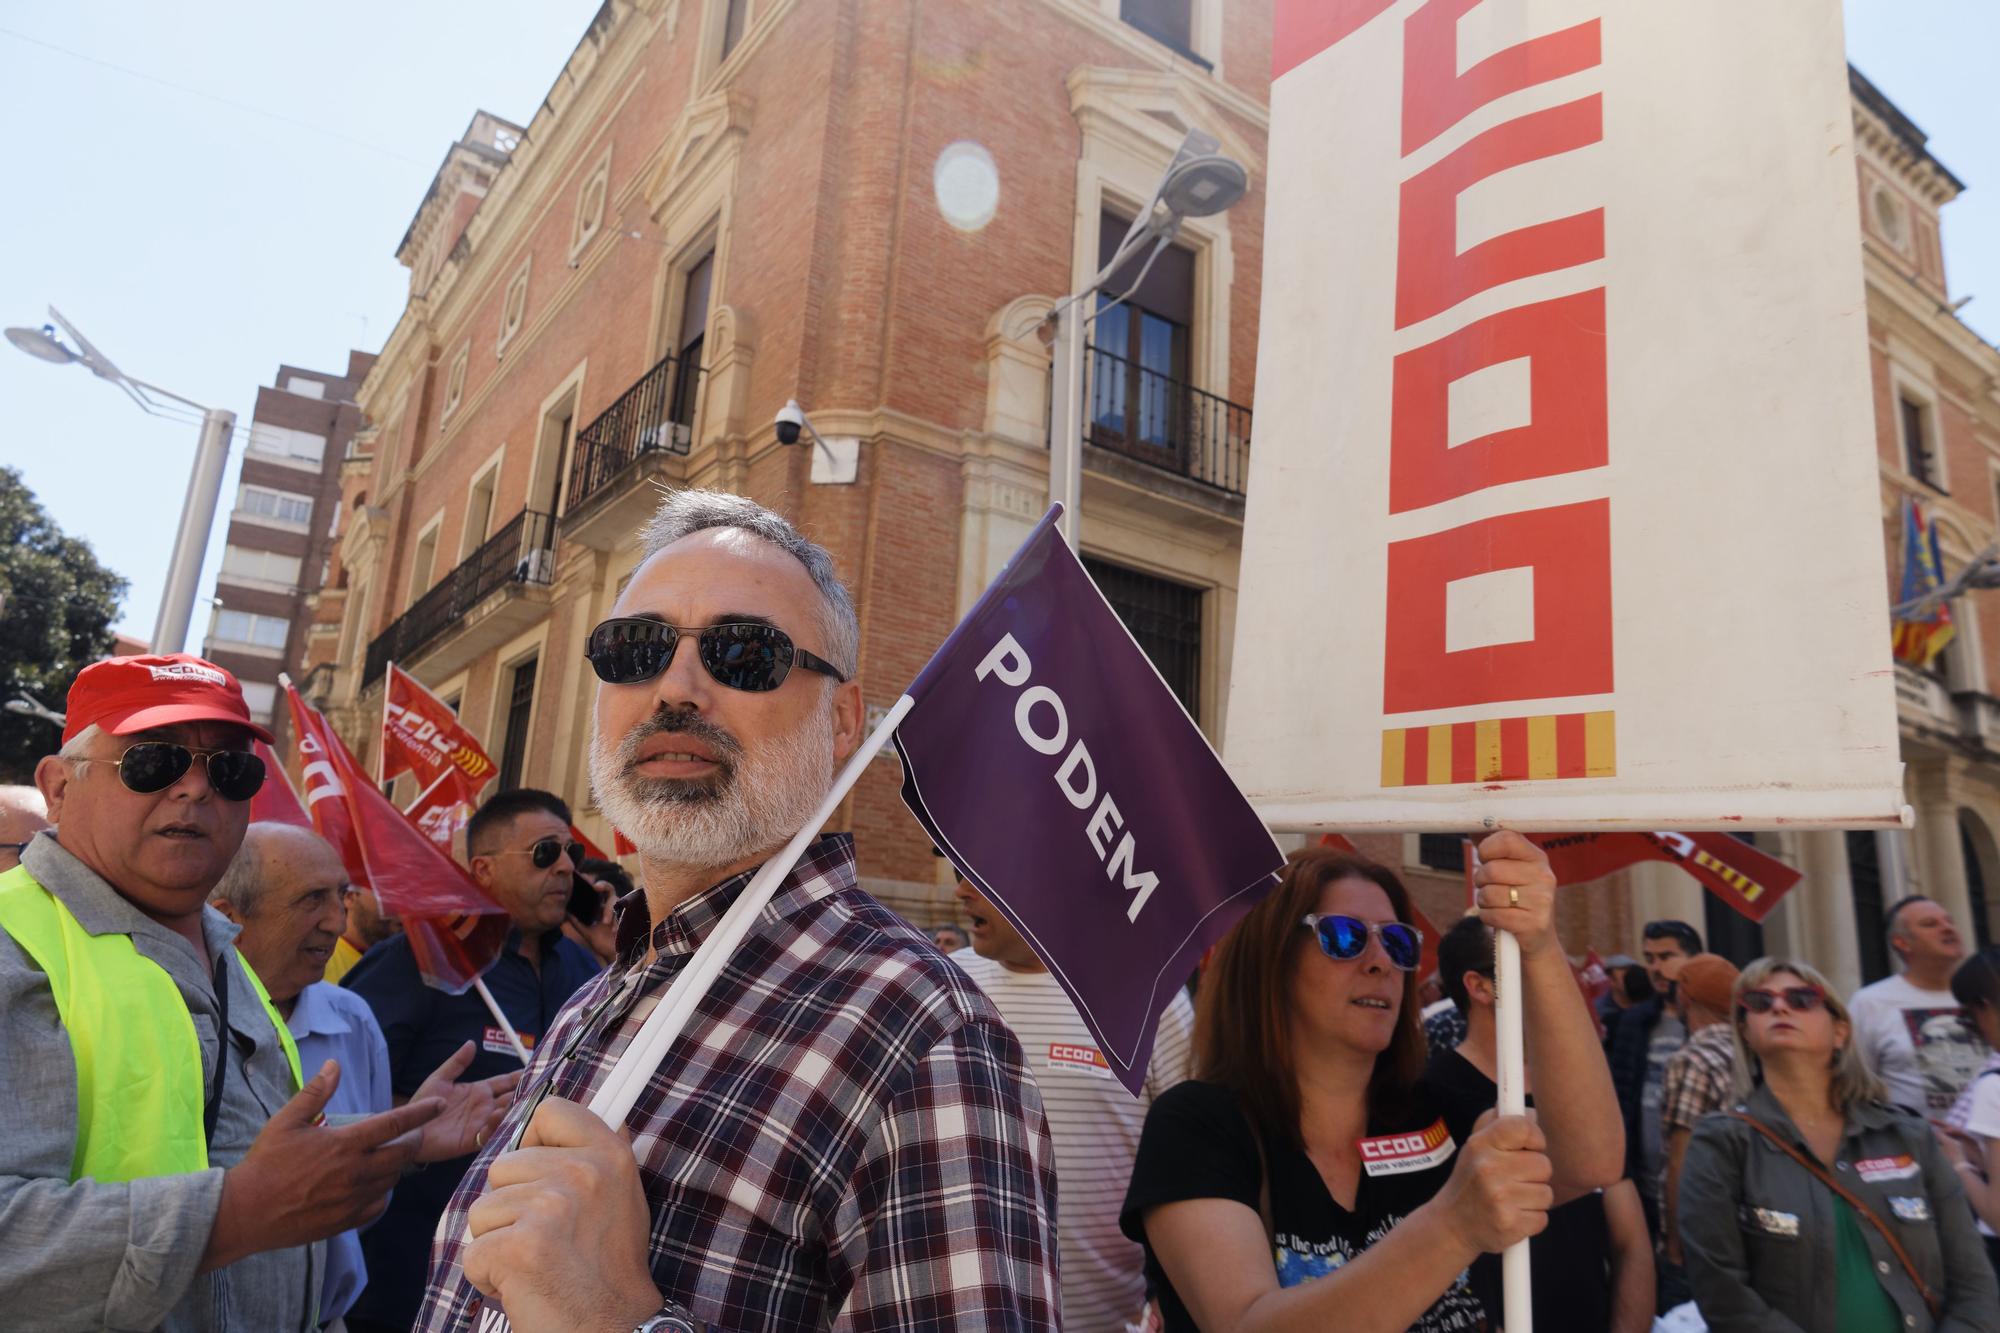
[1475,836,1533,1333]
[587,695,915,1126]
[471,975,532,1066]
[403,768,454,817]
[1495,927,1531,1331]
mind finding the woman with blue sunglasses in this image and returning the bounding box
[1121,831,1623,1332]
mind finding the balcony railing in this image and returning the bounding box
[1083,343,1250,498]
[362,508,556,686]
[563,351,705,515]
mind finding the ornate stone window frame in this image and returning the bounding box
[442,343,470,421]
[569,143,614,265]
[496,255,532,358]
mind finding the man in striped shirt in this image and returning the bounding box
[412,491,1058,1332]
[953,874,1194,1332]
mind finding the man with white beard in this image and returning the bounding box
[410,490,1059,1333]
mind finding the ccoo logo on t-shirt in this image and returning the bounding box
[1047,1042,1113,1078]
[1358,1118,1456,1176]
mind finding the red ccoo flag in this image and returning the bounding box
[284,680,511,992]
[381,662,499,792]
[1528,831,1801,923]
[405,775,480,852]
[249,740,312,829]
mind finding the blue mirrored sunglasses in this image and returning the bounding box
[1300,913,1423,972]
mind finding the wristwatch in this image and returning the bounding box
[632,1300,703,1333]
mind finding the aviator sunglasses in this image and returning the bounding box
[584,617,848,692]
[1739,984,1825,1015]
[1301,913,1424,972]
[73,742,266,802]
[491,836,585,871]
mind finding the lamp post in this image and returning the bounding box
[1047,129,1248,549]
[5,307,235,655]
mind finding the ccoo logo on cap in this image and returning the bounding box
[62,653,276,746]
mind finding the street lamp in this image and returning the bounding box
[4,307,236,655]
[1046,129,1248,549]
[3,692,66,731]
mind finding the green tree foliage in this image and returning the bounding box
[0,467,127,781]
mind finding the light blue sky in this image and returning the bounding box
[2,1,1993,640]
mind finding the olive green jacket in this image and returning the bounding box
[1680,1082,1999,1332]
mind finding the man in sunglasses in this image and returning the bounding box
[0,653,459,1332]
[412,491,1056,1333]
[342,787,601,1333]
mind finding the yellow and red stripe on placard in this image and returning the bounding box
[1381,711,1615,787]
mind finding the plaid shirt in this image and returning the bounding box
[1660,1020,1735,1135]
[413,835,1058,1332]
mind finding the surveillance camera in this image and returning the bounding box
[775,399,805,447]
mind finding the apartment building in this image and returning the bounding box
[203,351,374,753]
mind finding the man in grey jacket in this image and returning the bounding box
[0,654,495,1331]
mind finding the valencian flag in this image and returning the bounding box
[284,681,510,992]
[1893,495,1956,669]
[894,506,1285,1095]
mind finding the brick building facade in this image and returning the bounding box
[308,7,2000,985]
[202,350,374,755]
[315,0,1272,928]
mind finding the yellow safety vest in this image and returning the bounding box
[0,864,303,1183]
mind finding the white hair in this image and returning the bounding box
[209,829,270,914]
[640,489,859,677]
[57,724,103,760]
[590,686,836,869]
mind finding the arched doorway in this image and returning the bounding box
[1959,809,2000,946]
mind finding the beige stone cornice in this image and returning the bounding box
[1852,102,1961,207]
[1067,65,1263,171]
[639,88,757,217]
[1865,255,2000,410]
[1031,0,1268,131]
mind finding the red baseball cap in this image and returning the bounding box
[63,653,276,746]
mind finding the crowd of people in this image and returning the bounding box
[4,488,2000,1331]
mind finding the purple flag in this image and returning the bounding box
[895,506,1283,1094]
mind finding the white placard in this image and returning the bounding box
[1226,0,1905,831]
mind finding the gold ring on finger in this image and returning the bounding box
[1508,887,1520,908]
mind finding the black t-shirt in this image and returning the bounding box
[1120,1078,1488,1332]
[1424,1047,1612,1332]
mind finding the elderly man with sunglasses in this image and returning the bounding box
[0,654,479,1332]
[411,491,1057,1333]
[340,786,601,1333]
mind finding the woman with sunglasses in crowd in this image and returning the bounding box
[1119,832,1623,1332]
[1942,946,2000,1279]
[1679,958,1998,1331]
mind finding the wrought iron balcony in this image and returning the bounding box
[1082,343,1250,498]
[563,351,704,517]
[362,508,556,687]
